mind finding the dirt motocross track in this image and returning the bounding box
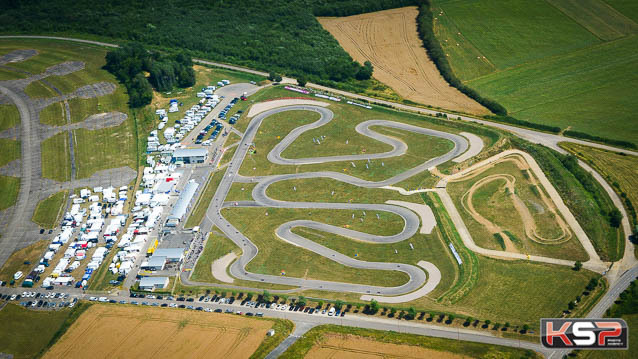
[318,7,488,115]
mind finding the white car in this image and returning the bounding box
[10,294,17,301]
[147,295,156,299]
[89,297,98,301]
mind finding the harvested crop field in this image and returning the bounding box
[43,304,273,359]
[318,7,487,115]
[305,333,465,359]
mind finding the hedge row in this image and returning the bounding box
[563,130,637,150]
[484,115,561,134]
[415,1,507,116]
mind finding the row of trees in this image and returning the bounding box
[0,0,380,84]
[104,43,195,107]
[415,0,507,116]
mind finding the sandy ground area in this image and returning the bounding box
[212,252,237,283]
[453,132,484,163]
[305,333,466,359]
[43,304,272,359]
[318,7,487,115]
[247,99,329,117]
[385,200,436,234]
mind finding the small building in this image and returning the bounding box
[172,148,208,164]
[143,256,167,271]
[139,276,170,291]
[165,181,199,227]
[153,248,185,263]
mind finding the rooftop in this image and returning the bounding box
[173,148,208,158]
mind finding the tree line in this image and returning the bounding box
[104,43,195,107]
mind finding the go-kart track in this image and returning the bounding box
[200,104,470,299]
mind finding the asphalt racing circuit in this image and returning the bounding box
[200,104,469,299]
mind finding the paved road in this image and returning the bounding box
[199,105,468,296]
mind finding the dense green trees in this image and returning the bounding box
[104,43,195,107]
[0,0,406,84]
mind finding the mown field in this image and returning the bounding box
[0,302,89,359]
[280,324,541,359]
[433,0,638,146]
[32,190,68,228]
[0,175,20,211]
[0,104,20,131]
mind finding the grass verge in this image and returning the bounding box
[32,190,68,229]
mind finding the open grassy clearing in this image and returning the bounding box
[318,7,487,115]
[0,67,26,81]
[184,170,224,229]
[219,143,237,167]
[447,159,589,261]
[0,175,20,211]
[453,256,600,324]
[0,104,20,131]
[546,0,638,41]
[298,227,457,299]
[0,240,47,284]
[226,182,256,202]
[38,102,65,126]
[469,35,638,146]
[583,313,637,358]
[239,96,486,182]
[32,190,68,229]
[435,0,599,75]
[24,80,57,99]
[222,206,411,287]
[41,132,71,182]
[72,121,137,179]
[224,131,242,147]
[0,138,20,167]
[191,231,241,283]
[606,0,638,22]
[266,177,423,205]
[281,324,540,359]
[0,303,88,359]
[1,39,137,178]
[43,303,286,359]
[561,142,638,227]
[433,0,638,146]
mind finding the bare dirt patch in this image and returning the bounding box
[43,304,273,359]
[318,7,487,115]
[305,333,466,359]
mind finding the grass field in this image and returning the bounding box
[0,104,20,131]
[184,170,224,228]
[447,157,589,261]
[223,206,413,288]
[24,80,58,99]
[0,239,47,284]
[219,143,237,167]
[43,303,284,359]
[0,38,137,179]
[280,325,541,359]
[319,7,487,115]
[0,138,20,167]
[561,142,638,227]
[606,0,638,22]
[453,256,599,324]
[0,175,20,211]
[32,190,68,229]
[191,231,241,283]
[39,102,66,126]
[0,303,87,359]
[41,132,71,182]
[238,93,484,182]
[433,0,638,146]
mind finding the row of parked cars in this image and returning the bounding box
[196,120,224,145]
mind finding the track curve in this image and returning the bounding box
[207,105,469,296]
